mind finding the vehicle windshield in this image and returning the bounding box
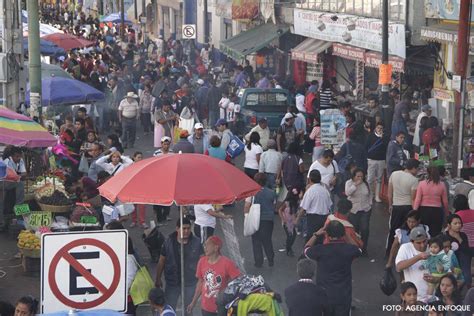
[244,92,288,107]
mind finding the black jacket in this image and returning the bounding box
[284,281,327,316]
[366,132,388,161]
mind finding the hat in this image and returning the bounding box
[207,235,223,249]
[161,136,171,143]
[179,129,189,138]
[284,113,296,120]
[148,287,165,305]
[194,122,204,130]
[409,226,428,242]
[421,104,432,111]
[258,117,268,123]
[126,92,138,98]
[196,78,204,85]
[215,118,227,127]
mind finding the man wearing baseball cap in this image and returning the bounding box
[395,226,430,302]
[154,136,173,156]
[276,113,297,153]
[173,129,195,153]
[188,123,209,154]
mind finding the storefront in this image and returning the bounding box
[292,8,406,98]
[420,23,474,163]
[220,23,289,75]
[290,38,332,86]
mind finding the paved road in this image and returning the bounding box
[0,131,400,314]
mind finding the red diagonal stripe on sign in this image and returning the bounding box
[62,252,108,294]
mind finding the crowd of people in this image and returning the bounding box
[3,5,474,316]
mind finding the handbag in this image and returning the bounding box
[78,154,89,173]
[129,256,155,305]
[243,197,260,237]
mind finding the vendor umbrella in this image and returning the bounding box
[100,12,132,24]
[25,77,105,106]
[23,37,66,57]
[42,33,95,51]
[24,62,72,79]
[99,153,261,315]
[0,106,56,147]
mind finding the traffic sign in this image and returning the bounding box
[182,24,196,39]
[41,230,128,313]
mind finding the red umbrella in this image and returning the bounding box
[42,33,95,51]
[99,153,261,316]
[99,153,261,205]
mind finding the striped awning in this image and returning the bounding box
[291,38,331,64]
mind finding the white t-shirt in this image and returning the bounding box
[395,242,429,302]
[244,143,263,170]
[389,170,419,206]
[194,204,216,228]
[308,160,339,188]
[219,97,230,119]
[226,102,239,122]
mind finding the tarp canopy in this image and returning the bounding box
[220,23,289,61]
[291,38,332,63]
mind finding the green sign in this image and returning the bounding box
[80,216,98,224]
[14,204,31,216]
[28,211,52,228]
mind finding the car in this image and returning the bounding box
[237,88,289,132]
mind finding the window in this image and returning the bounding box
[224,18,232,40]
[244,92,288,107]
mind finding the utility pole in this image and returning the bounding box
[452,0,471,176]
[380,0,392,138]
[120,0,125,38]
[134,0,138,21]
[203,0,209,44]
[27,0,41,120]
[141,0,146,43]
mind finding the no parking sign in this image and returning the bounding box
[41,230,128,313]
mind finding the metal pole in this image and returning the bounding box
[203,0,209,44]
[142,0,146,42]
[452,0,471,176]
[120,0,125,38]
[27,0,42,121]
[134,0,138,21]
[380,0,391,137]
[179,206,185,316]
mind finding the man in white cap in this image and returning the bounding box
[118,91,139,149]
[413,104,432,152]
[154,136,173,156]
[188,122,209,154]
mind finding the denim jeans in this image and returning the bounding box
[165,284,196,316]
[121,117,137,147]
[349,210,372,252]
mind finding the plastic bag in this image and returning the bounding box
[243,198,260,237]
[380,267,397,296]
[130,259,155,305]
[78,154,89,173]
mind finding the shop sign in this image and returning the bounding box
[216,0,232,18]
[294,9,406,59]
[320,109,346,145]
[232,0,259,20]
[421,27,474,46]
[364,52,405,73]
[433,88,455,102]
[425,0,474,21]
[332,43,365,62]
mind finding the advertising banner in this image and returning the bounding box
[425,0,474,20]
[320,109,346,145]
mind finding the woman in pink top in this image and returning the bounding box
[413,166,449,236]
[309,116,324,162]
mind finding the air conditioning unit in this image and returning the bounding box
[0,53,8,83]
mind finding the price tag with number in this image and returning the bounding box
[28,211,53,228]
[14,204,31,216]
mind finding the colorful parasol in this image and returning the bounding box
[0,107,57,147]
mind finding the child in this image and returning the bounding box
[420,237,450,295]
[218,91,230,120]
[439,234,464,288]
[395,282,425,316]
[277,188,300,257]
[130,152,148,229]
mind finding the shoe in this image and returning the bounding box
[141,224,149,229]
[166,217,172,221]
[157,222,165,227]
[286,250,295,257]
[268,260,274,267]
[130,222,136,228]
[14,252,21,259]
[278,248,286,252]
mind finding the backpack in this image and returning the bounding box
[337,142,354,172]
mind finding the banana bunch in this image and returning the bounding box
[17,230,41,250]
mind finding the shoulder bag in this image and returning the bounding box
[243,196,260,237]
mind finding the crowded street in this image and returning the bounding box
[1,0,474,315]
